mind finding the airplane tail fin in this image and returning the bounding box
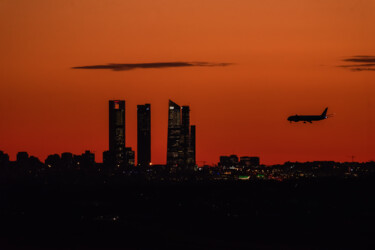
[321,107,328,118]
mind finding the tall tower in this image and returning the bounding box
[167,100,196,169]
[109,100,125,166]
[189,125,196,166]
[181,106,190,164]
[167,100,182,167]
[137,104,151,166]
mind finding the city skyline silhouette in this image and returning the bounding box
[1,1,374,165]
[1,1,375,249]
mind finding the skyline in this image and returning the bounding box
[1,98,373,166]
[1,0,375,165]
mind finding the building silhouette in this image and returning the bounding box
[0,151,10,167]
[137,104,151,166]
[167,100,182,167]
[219,155,260,168]
[103,150,111,166]
[167,100,196,169]
[109,100,126,167]
[239,156,260,167]
[219,155,239,168]
[61,152,74,169]
[17,152,29,163]
[190,125,196,166]
[181,106,190,166]
[125,147,135,166]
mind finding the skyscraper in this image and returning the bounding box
[167,100,182,167]
[189,125,196,166]
[167,100,196,169]
[109,100,125,166]
[137,104,151,166]
[181,106,190,166]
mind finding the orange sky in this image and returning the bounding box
[0,0,374,165]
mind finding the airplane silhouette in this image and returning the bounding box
[287,108,330,123]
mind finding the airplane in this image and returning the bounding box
[287,107,331,123]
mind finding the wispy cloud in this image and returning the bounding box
[72,62,233,71]
[347,68,375,72]
[339,56,375,71]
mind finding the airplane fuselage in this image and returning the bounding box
[287,115,326,123]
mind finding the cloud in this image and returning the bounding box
[72,62,233,71]
[338,63,375,68]
[349,68,375,72]
[339,56,375,71]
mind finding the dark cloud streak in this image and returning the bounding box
[349,68,375,72]
[72,62,233,71]
[338,63,375,68]
[339,56,375,71]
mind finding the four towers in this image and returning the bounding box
[108,100,196,168]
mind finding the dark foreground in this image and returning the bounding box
[1,177,375,249]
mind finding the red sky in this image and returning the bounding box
[1,0,374,165]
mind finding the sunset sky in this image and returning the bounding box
[1,0,374,165]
